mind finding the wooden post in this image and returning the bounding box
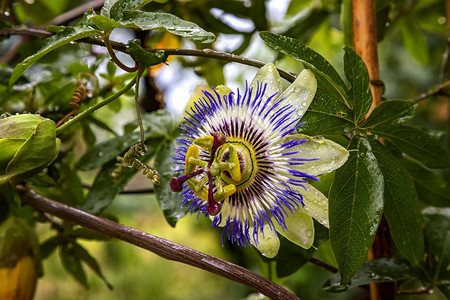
[351,1,395,299]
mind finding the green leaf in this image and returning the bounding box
[60,246,88,288]
[343,46,372,123]
[323,258,414,292]
[76,132,140,171]
[401,159,450,207]
[259,32,347,100]
[153,139,186,227]
[81,122,96,147]
[88,15,121,33]
[362,100,416,129]
[100,0,117,17]
[285,0,315,17]
[399,18,430,65]
[40,236,60,260]
[370,125,450,169]
[329,135,384,283]
[9,26,101,86]
[81,139,161,214]
[127,40,168,66]
[370,140,424,265]
[298,87,354,135]
[283,9,330,44]
[423,207,450,281]
[119,11,215,43]
[72,243,113,290]
[276,237,314,277]
[110,0,153,19]
[86,115,118,136]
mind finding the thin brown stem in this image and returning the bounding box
[309,257,338,273]
[0,27,297,83]
[16,185,299,300]
[104,33,139,72]
[44,0,105,26]
[411,80,450,103]
[397,287,432,295]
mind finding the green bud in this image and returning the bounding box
[0,114,60,187]
[0,217,42,275]
[0,217,42,299]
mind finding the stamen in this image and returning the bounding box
[170,168,204,192]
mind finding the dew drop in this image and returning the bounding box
[98,152,104,157]
[306,230,312,237]
[34,111,41,116]
[301,101,307,107]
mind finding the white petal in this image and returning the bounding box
[250,224,280,258]
[283,134,349,176]
[297,183,329,228]
[249,64,282,99]
[275,212,314,249]
[278,69,317,121]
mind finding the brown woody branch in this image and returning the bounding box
[0,27,297,83]
[16,185,299,300]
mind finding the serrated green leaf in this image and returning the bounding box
[323,258,414,292]
[401,159,450,207]
[361,100,417,129]
[88,15,121,33]
[343,46,372,123]
[9,26,101,87]
[153,139,186,227]
[370,140,424,265]
[259,32,347,101]
[127,40,168,66]
[371,125,450,169]
[119,11,215,43]
[60,246,88,288]
[329,135,384,283]
[72,243,113,289]
[40,236,60,259]
[299,87,354,135]
[423,207,450,281]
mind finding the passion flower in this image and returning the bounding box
[171,64,348,257]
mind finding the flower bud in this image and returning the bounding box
[0,217,42,300]
[0,114,60,187]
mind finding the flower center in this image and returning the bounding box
[170,133,257,216]
[218,138,256,190]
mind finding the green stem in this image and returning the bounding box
[55,72,138,136]
[135,66,146,149]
